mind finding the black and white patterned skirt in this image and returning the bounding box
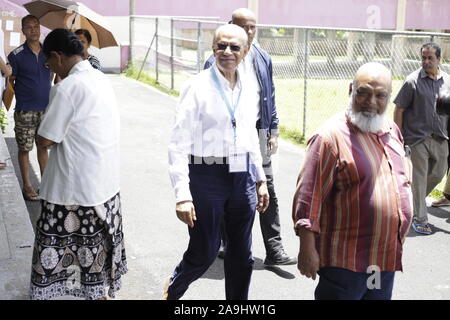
[30,192,128,300]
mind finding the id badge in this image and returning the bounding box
[228,146,248,173]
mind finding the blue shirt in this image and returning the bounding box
[8,42,51,111]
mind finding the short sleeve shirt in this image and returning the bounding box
[38,60,120,206]
[7,42,51,111]
[394,68,450,146]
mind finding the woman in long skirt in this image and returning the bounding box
[30,28,127,300]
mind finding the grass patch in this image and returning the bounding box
[124,64,180,97]
[279,125,305,145]
[429,188,444,200]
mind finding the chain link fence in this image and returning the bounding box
[130,16,450,141]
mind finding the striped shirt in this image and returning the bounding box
[292,113,413,272]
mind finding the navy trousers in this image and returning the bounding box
[315,267,396,300]
[167,159,257,300]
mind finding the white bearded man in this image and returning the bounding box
[292,62,413,300]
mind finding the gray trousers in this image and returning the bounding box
[410,136,449,224]
[258,131,283,257]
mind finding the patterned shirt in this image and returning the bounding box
[292,113,413,272]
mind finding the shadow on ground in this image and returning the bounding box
[428,205,450,224]
[201,256,296,281]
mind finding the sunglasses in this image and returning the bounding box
[216,42,241,52]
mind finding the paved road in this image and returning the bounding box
[5,74,450,300]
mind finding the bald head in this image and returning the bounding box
[213,24,248,48]
[231,8,257,46]
[232,8,256,22]
[354,62,392,90]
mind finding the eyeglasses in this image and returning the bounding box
[216,42,241,52]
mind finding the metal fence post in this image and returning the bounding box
[170,18,175,90]
[303,29,309,139]
[129,0,135,63]
[137,31,157,81]
[197,21,202,73]
[155,18,159,83]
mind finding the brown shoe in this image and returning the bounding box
[431,197,450,207]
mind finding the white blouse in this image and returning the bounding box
[38,60,120,206]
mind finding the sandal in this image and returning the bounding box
[411,221,432,235]
[431,197,450,207]
[22,189,40,201]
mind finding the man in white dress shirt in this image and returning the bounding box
[205,8,297,266]
[165,24,269,300]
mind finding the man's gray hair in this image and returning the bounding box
[213,24,248,48]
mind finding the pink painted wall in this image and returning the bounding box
[8,0,129,15]
[0,0,29,16]
[135,0,246,20]
[8,0,246,19]
[406,0,450,29]
[6,0,450,30]
[259,0,397,29]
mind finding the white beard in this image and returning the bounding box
[346,102,387,134]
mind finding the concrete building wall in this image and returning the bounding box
[258,0,397,29]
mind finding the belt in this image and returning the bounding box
[189,155,228,165]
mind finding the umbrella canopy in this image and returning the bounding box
[23,0,118,48]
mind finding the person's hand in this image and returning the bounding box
[298,245,320,280]
[3,64,12,78]
[176,200,196,228]
[256,181,269,213]
[268,135,278,155]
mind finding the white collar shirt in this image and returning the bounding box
[239,46,261,120]
[38,60,120,206]
[168,63,265,203]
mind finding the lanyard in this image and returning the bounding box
[211,66,242,142]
